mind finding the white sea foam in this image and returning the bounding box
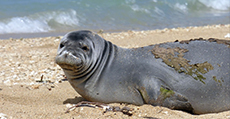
[199,0,230,10]
[154,7,165,15]
[52,10,79,26]
[174,3,188,13]
[0,9,79,34]
[130,4,150,13]
[0,17,50,34]
[125,0,135,4]
[125,0,150,13]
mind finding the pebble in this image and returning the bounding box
[224,33,230,38]
[163,111,168,115]
[0,113,9,119]
[0,36,64,86]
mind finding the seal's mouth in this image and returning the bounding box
[55,51,83,70]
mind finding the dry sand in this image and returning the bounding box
[0,24,230,119]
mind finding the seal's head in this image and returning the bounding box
[55,30,104,82]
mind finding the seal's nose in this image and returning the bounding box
[66,51,72,57]
[62,51,79,60]
[62,51,69,58]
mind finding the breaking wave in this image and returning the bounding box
[0,0,229,34]
[0,9,79,34]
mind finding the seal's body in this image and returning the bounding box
[55,30,230,114]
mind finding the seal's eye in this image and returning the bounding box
[60,43,64,49]
[82,45,89,51]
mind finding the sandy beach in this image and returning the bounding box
[0,24,230,119]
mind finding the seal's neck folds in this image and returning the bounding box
[70,40,117,88]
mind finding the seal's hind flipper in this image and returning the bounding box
[156,86,194,113]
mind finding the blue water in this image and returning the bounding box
[0,0,229,38]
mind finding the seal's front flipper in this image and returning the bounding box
[156,86,194,113]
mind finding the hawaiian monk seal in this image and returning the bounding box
[55,30,230,114]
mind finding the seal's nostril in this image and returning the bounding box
[64,53,68,58]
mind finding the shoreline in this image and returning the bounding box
[0,24,230,118]
[1,24,229,40]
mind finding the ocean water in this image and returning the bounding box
[0,0,229,38]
